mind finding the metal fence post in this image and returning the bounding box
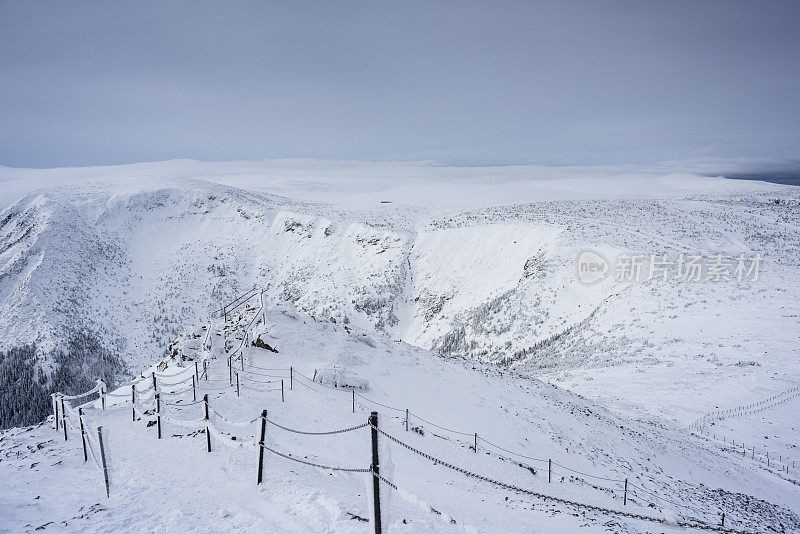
[156,393,162,439]
[53,393,59,431]
[548,459,552,483]
[257,409,267,485]
[352,390,355,413]
[61,396,68,441]
[204,394,211,452]
[369,411,382,534]
[79,407,87,462]
[236,372,240,397]
[281,380,285,402]
[97,426,110,498]
[474,433,478,453]
[192,374,197,402]
[290,367,293,390]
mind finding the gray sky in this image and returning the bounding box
[1,1,799,168]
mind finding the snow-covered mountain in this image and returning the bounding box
[2,168,800,531]
[2,299,799,532]
[1,174,799,427]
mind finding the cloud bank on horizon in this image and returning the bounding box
[0,157,796,210]
[0,1,798,170]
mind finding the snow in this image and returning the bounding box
[5,303,800,532]
[1,162,799,531]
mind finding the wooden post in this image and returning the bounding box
[721,513,725,527]
[623,478,628,505]
[312,369,317,382]
[290,367,293,390]
[79,408,87,463]
[61,396,68,441]
[156,393,162,439]
[100,383,106,410]
[369,411,382,534]
[405,409,409,431]
[352,390,355,413]
[195,361,199,382]
[131,385,136,422]
[236,373,240,397]
[152,372,157,393]
[257,409,267,485]
[97,426,110,498]
[474,433,478,453]
[281,380,285,402]
[548,459,551,483]
[204,394,211,452]
[192,374,197,402]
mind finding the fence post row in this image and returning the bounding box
[369,411,382,534]
[97,426,110,498]
[257,409,267,485]
[79,407,87,463]
[204,394,211,452]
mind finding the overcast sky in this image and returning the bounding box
[1,1,798,168]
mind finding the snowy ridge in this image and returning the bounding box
[2,177,799,430]
[2,173,800,531]
[6,297,797,532]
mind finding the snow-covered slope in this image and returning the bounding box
[2,175,799,427]
[1,168,800,531]
[2,304,799,532]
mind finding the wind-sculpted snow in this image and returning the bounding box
[0,177,799,431]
